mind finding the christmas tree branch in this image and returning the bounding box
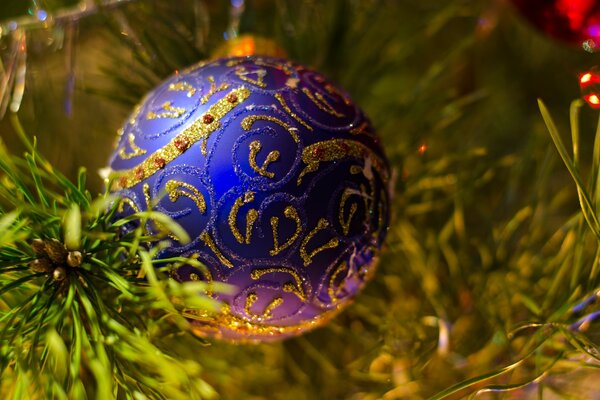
[538,100,600,239]
[0,116,222,399]
[429,101,600,399]
[0,0,141,35]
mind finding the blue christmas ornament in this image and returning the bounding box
[108,56,390,341]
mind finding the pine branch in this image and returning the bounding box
[0,0,141,33]
[428,100,600,399]
[0,116,221,399]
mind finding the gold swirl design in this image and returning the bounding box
[201,76,230,104]
[250,267,306,301]
[274,93,313,131]
[200,232,233,268]
[241,115,300,143]
[350,121,369,136]
[118,133,147,160]
[168,82,197,98]
[324,82,352,106]
[117,197,140,214]
[146,101,186,120]
[225,57,294,76]
[301,87,344,118]
[244,293,284,320]
[254,58,294,76]
[110,87,250,190]
[228,192,258,244]
[244,293,258,316]
[262,297,284,319]
[300,219,340,267]
[128,103,143,126]
[235,66,267,88]
[166,180,207,214]
[283,282,306,301]
[328,261,348,303]
[249,140,280,178]
[339,188,359,236]
[297,139,389,185]
[142,183,152,209]
[270,206,302,256]
[186,303,344,342]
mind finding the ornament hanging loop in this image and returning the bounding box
[215,0,286,59]
[225,0,246,41]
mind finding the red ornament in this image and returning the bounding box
[579,68,600,108]
[510,0,600,49]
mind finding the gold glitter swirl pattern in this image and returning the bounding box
[166,180,207,214]
[118,133,147,160]
[117,197,140,214]
[300,219,340,267]
[244,293,259,317]
[297,139,390,185]
[350,121,369,136]
[349,165,362,175]
[142,183,152,209]
[168,82,197,98]
[225,57,294,76]
[146,101,186,120]
[301,87,344,118]
[186,303,344,343]
[201,76,230,104]
[250,267,306,300]
[339,189,359,236]
[110,87,250,190]
[244,293,284,320]
[200,232,234,268]
[241,114,300,143]
[274,93,313,131]
[328,261,347,303]
[228,192,258,244]
[254,58,295,76]
[324,82,352,106]
[269,206,302,256]
[114,128,125,150]
[261,297,284,319]
[248,140,280,178]
[225,58,244,67]
[235,66,267,88]
[283,282,306,301]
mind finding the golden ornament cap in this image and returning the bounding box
[212,35,287,59]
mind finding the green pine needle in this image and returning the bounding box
[427,99,600,400]
[0,117,221,399]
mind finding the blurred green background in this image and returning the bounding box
[1,1,600,398]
